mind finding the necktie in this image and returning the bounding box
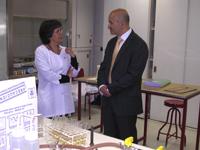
[108,38,123,83]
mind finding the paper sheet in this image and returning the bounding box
[0,77,38,149]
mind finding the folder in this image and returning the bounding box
[143,79,171,88]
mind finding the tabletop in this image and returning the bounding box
[74,76,200,100]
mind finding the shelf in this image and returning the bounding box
[13,15,67,20]
[9,72,37,80]
[13,61,34,68]
[13,0,67,20]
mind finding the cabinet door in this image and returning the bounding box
[184,0,200,127]
[75,0,94,47]
[153,0,188,82]
[92,0,104,75]
[151,0,189,122]
[71,0,94,75]
[76,49,90,76]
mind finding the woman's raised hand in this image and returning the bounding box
[65,48,76,57]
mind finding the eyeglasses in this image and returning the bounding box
[54,27,63,34]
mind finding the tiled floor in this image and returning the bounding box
[70,104,199,150]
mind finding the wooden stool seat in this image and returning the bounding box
[157,99,186,147]
[164,99,184,108]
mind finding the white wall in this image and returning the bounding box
[102,0,125,51]
[125,0,150,44]
[102,0,150,118]
[151,0,189,124]
[102,0,150,78]
[102,0,200,128]
[151,0,200,127]
[152,0,188,82]
[184,0,200,127]
[184,0,200,85]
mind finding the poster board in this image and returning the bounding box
[0,77,38,149]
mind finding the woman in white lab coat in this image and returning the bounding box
[35,20,80,118]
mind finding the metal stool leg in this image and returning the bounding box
[157,107,173,140]
[165,108,175,146]
[88,95,91,120]
[175,108,178,139]
[84,94,88,111]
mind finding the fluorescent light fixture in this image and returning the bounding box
[0,24,6,35]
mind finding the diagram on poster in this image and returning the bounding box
[0,77,37,149]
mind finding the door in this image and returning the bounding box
[72,0,94,75]
[183,0,200,127]
[91,0,104,75]
[75,0,94,47]
[151,0,189,122]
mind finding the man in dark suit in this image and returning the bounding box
[97,8,148,142]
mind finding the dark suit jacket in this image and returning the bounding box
[97,30,148,116]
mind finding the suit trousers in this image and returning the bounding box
[102,102,138,143]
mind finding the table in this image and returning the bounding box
[75,76,200,150]
[9,73,37,80]
[39,118,154,150]
[141,83,200,150]
[75,76,98,121]
[196,103,200,150]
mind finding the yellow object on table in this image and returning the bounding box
[124,136,134,148]
[156,145,164,150]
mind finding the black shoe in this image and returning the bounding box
[65,114,72,117]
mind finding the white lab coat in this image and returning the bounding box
[35,45,79,117]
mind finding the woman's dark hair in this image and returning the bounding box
[39,19,62,44]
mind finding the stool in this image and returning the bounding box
[85,93,103,132]
[84,91,99,120]
[157,99,186,146]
